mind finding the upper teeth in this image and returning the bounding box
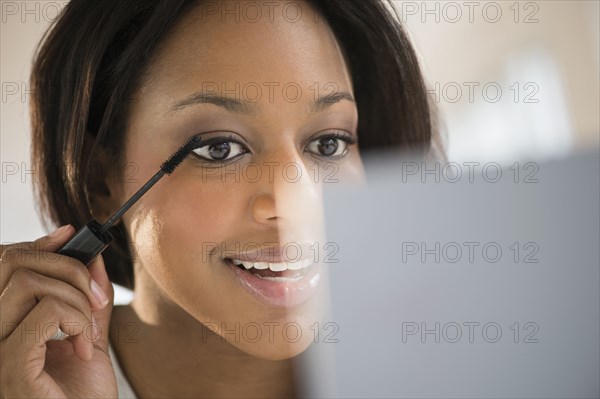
[230,258,313,271]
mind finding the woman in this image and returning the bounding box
[0,0,443,397]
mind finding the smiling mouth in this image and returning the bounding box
[223,257,313,281]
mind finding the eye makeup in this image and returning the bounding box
[191,133,250,164]
[189,129,357,166]
[306,130,357,159]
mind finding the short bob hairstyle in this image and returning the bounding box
[30,0,444,290]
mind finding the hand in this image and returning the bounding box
[0,225,117,398]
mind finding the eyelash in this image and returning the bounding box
[190,131,357,166]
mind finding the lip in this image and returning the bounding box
[224,258,322,308]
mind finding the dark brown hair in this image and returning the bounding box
[30,0,442,290]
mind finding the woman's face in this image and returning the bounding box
[111,0,364,360]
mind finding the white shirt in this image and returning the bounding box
[109,343,137,398]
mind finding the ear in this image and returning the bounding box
[84,130,124,225]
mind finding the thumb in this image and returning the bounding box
[87,254,114,350]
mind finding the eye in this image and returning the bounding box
[191,135,248,163]
[306,132,356,158]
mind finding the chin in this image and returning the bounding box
[233,332,315,361]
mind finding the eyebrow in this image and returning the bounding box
[169,90,355,114]
[311,91,356,113]
[170,92,253,114]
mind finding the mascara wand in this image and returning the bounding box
[58,135,204,265]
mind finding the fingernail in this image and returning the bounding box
[48,225,69,238]
[91,279,109,307]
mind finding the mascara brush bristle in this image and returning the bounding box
[161,136,201,175]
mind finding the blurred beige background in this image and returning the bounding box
[394,0,599,161]
[2,0,599,288]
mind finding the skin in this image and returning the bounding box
[96,1,365,397]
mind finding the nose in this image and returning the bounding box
[251,194,278,223]
[249,148,325,238]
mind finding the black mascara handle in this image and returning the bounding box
[58,220,114,265]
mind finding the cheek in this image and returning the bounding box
[160,181,242,275]
[126,176,246,297]
[161,178,242,240]
[340,147,365,182]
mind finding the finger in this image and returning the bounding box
[3,295,95,365]
[0,269,94,341]
[87,255,114,350]
[33,225,76,252]
[0,225,74,258]
[0,249,109,311]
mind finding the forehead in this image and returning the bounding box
[137,0,354,104]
